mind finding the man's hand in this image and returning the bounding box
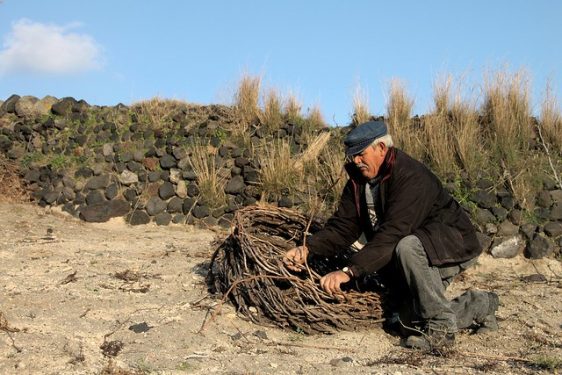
[283,246,309,272]
[320,271,350,296]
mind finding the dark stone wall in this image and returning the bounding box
[1,95,561,260]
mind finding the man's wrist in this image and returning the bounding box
[341,266,355,279]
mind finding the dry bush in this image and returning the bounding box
[352,83,371,126]
[386,79,424,159]
[258,139,300,202]
[482,69,535,206]
[304,136,347,218]
[482,69,533,166]
[450,99,484,178]
[284,93,302,122]
[234,74,261,127]
[0,154,28,202]
[294,131,331,171]
[305,105,326,130]
[423,114,458,178]
[131,97,187,130]
[540,82,562,154]
[425,75,484,179]
[423,76,457,177]
[259,88,284,132]
[433,75,453,116]
[188,143,227,209]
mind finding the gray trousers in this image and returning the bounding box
[395,235,492,333]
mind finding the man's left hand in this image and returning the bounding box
[319,271,350,296]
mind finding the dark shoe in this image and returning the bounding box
[476,292,499,333]
[405,327,455,351]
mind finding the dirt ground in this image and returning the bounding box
[0,202,561,375]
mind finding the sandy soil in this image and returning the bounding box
[0,202,561,375]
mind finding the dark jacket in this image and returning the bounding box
[307,148,481,277]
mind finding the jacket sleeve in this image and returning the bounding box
[349,165,440,276]
[306,180,362,257]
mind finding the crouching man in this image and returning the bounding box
[284,120,499,350]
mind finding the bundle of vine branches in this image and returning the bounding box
[207,205,384,334]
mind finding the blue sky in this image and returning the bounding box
[0,1,560,126]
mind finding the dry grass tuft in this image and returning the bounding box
[0,154,28,202]
[352,83,371,125]
[131,97,187,130]
[450,98,483,178]
[284,93,302,121]
[386,79,423,159]
[540,82,562,154]
[305,136,347,218]
[482,69,533,165]
[424,75,483,179]
[258,139,301,202]
[482,69,535,207]
[294,132,331,171]
[188,143,227,209]
[433,75,453,116]
[260,89,284,132]
[235,74,261,127]
[306,105,326,130]
[423,113,457,178]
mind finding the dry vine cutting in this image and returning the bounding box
[207,205,384,334]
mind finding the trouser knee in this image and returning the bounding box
[395,235,425,266]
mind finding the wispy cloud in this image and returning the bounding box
[0,19,104,76]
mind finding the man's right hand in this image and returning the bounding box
[283,246,309,272]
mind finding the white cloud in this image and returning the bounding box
[0,19,104,75]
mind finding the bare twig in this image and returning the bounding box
[0,312,22,353]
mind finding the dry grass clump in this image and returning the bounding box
[423,114,457,178]
[259,88,284,132]
[294,131,331,170]
[188,143,227,209]
[352,83,371,126]
[234,74,261,128]
[450,99,483,178]
[482,69,535,207]
[0,154,28,202]
[540,82,562,154]
[258,139,301,202]
[131,97,187,130]
[284,92,302,122]
[423,75,483,179]
[259,131,342,219]
[482,69,533,167]
[306,105,325,128]
[302,135,347,218]
[423,76,458,177]
[386,79,424,160]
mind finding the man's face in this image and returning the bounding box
[349,143,388,179]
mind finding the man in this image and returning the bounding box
[284,120,499,350]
